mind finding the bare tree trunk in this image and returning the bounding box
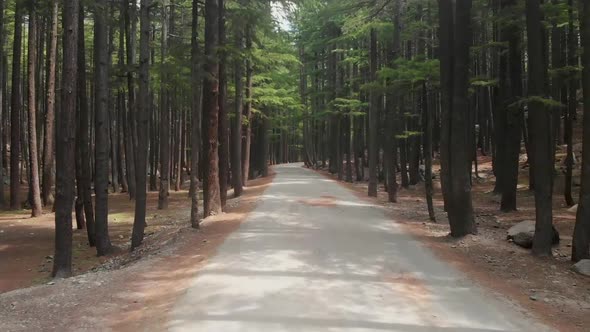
[190,0,201,228]
[218,0,229,207]
[76,4,95,246]
[53,0,79,278]
[94,0,113,256]
[41,0,58,207]
[231,17,244,197]
[527,0,554,256]
[0,0,4,207]
[131,0,150,250]
[572,0,590,262]
[26,3,42,217]
[202,0,222,216]
[10,1,23,210]
[242,27,253,185]
[368,28,378,197]
[158,0,170,209]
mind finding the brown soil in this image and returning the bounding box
[0,172,275,331]
[314,156,590,332]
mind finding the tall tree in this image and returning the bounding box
[158,0,171,210]
[77,3,95,246]
[218,0,229,207]
[26,1,42,217]
[202,0,222,216]
[190,0,201,228]
[231,16,244,197]
[367,28,378,197]
[94,0,113,256]
[0,0,4,207]
[573,0,590,262]
[10,0,23,210]
[53,0,79,278]
[527,0,554,256]
[131,0,151,250]
[42,0,58,207]
[440,0,476,237]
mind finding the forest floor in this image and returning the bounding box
[0,173,275,330]
[314,153,590,331]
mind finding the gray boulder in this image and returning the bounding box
[573,260,590,277]
[507,220,560,249]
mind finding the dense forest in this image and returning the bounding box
[0,0,589,279]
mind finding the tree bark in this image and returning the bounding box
[368,28,378,197]
[202,0,222,216]
[10,1,23,210]
[94,0,113,256]
[27,3,42,217]
[190,0,201,228]
[158,0,170,209]
[573,0,590,262]
[77,3,95,246]
[131,0,151,250]
[232,20,244,197]
[53,0,79,278]
[42,0,58,207]
[218,0,229,207]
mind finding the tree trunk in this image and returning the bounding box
[53,0,79,278]
[368,28,378,197]
[564,0,576,207]
[131,0,150,250]
[573,0,590,262]
[77,3,95,246]
[94,0,113,256]
[158,1,170,209]
[242,28,253,185]
[42,0,58,207]
[232,21,244,197]
[218,0,229,207]
[27,4,42,217]
[124,0,137,200]
[10,1,23,210]
[190,0,201,228]
[527,0,554,256]
[202,0,222,216]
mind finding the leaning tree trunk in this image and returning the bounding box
[94,0,113,256]
[27,4,42,217]
[53,0,79,278]
[573,0,590,262]
[131,0,150,250]
[42,0,58,207]
[202,0,222,216]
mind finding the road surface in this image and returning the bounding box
[168,163,552,332]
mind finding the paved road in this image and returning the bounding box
[168,164,552,332]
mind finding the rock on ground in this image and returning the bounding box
[507,220,560,249]
[573,260,590,277]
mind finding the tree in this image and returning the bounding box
[190,0,201,228]
[53,0,79,278]
[77,3,95,246]
[218,0,229,207]
[367,27,378,197]
[26,1,42,217]
[573,0,590,262]
[10,0,23,210]
[94,0,113,256]
[527,0,554,256]
[131,0,151,250]
[202,0,222,216]
[439,0,476,237]
[41,0,58,207]
[231,22,244,198]
[158,0,171,210]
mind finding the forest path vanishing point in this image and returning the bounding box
[167,163,553,332]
